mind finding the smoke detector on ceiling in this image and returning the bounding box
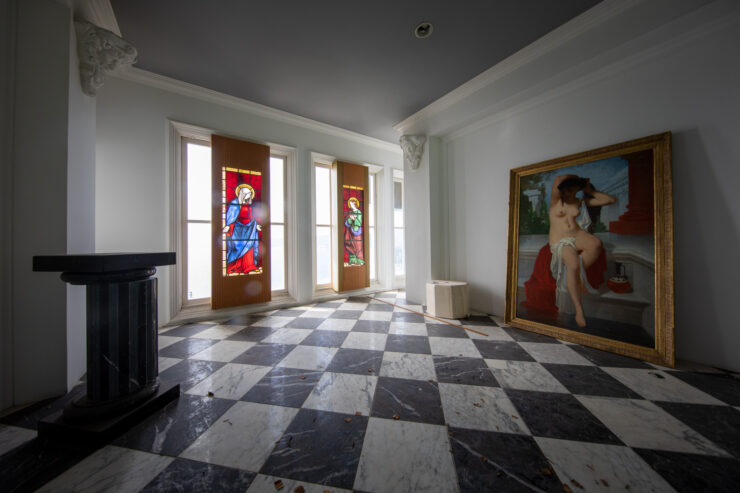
[414,22,433,39]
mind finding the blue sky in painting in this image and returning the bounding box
[540,156,628,205]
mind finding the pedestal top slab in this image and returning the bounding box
[33,252,176,273]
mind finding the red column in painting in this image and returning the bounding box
[609,150,654,235]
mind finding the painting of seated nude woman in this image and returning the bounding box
[506,133,675,366]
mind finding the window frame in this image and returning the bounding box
[393,173,406,281]
[269,153,288,296]
[313,160,334,290]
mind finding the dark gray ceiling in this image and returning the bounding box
[111,0,602,143]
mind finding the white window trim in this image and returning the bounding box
[312,154,334,292]
[393,171,406,285]
[169,120,297,319]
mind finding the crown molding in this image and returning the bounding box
[112,67,402,155]
[73,0,121,36]
[392,0,644,135]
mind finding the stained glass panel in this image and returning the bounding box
[343,185,364,267]
[221,167,264,276]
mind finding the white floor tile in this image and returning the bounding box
[359,311,393,321]
[464,325,514,341]
[181,402,298,471]
[158,335,183,349]
[190,324,246,340]
[486,359,569,393]
[388,322,427,336]
[185,363,272,399]
[316,318,357,331]
[429,337,481,358]
[250,316,294,328]
[0,424,36,456]
[518,342,594,365]
[535,437,676,493]
[158,357,182,372]
[578,396,730,456]
[36,446,172,493]
[276,346,338,371]
[337,302,368,311]
[190,340,255,362]
[601,368,725,404]
[260,328,313,345]
[299,308,335,318]
[438,383,529,434]
[379,352,436,381]
[303,372,378,415]
[341,332,388,351]
[354,418,458,493]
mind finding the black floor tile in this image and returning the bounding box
[1,384,85,430]
[666,371,740,406]
[141,458,255,493]
[223,314,265,326]
[300,330,348,347]
[505,389,622,444]
[391,312,426,323]
[159,338,220,359]
[370,377,444,425]
[364,303,394,312]
[458,315,498,327]
[314,301,342,308]
[346,296,371,303]
[159,360,225,390]
[326,348,384,375]
[385,335,431,355]
[225,326,276,342]
[330,310,363,319]
[426,323,468,338]
[542,364,642,398]
[448,427,563,493]
[113,394,234,456]
[433,356,499,387]
[654,402,740,457]
[472,340,536,362]
[501,327,559,343]
[634,448,740,492]
[231,343,296,366]
[161,323,214,338]
[568,344,653,368]
[260,409,368,490]
[271,309,307,317]
[352,320,391,333]
[241,368,323,408]
[284,317,325,330]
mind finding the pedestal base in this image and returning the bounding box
[38,382,180,444]
[427,281,469,319]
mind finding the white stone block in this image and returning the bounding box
[426,281,469,319]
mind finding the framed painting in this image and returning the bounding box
[505,132,674,367]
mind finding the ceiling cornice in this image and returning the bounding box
[392,0,644,135]
[112,67,403,154]
[72,0,121,35]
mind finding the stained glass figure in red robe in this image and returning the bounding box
[224,183,261,274]
[344,195,364,266]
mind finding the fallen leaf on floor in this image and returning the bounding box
[206,391,214,397]
[223,419,233,426]
[571,479,584,489]
[273,479,284,490]
[294,486,305,493]
[428,379,435,383]
[473,403,482,408]
[600,479,609,487]
[562,484,573,493]
[496,471,502,477]
[480,456,488,463]
[355,411,362,416]
[368,368,374,372]
[300,375,306,380]
[586,464,594,471]
[392,413,400,420]
[345,417,352,423]
[511,415,519,419]
[538,468,553,476]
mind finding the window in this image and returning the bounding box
[315,163,332,287]
[184,139,211,302]
[270,155,286,292]
[393,176,405,278]
[368,173,377,281]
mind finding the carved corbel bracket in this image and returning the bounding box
[400,135,426,171]
[74,20,137,96]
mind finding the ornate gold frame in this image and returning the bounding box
[505,132,674,367]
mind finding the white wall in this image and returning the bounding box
[95,73,403,323]
[407,1,740,371]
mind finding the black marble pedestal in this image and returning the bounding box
[33,253,179,439]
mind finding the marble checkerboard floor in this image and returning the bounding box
[2,291,739,492]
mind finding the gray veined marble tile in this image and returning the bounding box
[337,302,369,311]
[180,401,298,472]
[35,445,173,493]
[485,359,569,393]
[249,316,294,328]
[535,437,676,493]
[359,310,393,321]
[189,324,247,340]
[518,342,594,365]
[158,357,182,373]
[158,335,184,349]
[303,372,378,415]
[354,418,458,493]
[601,368,726,404]
[246,474,352,493]
[429,337,482,358]
[464,324,515,341]
[577,396,731,456]
[190,340,256,362]
[259,328,313,345]
[438,383,529,434]
[298,308,335,318]
[379,352,436,381]
[341,332,387,351]
[185,363,272,399]
[315,318,356,331]
[388,322,428,336]
[275,345,338,371]
[0,424,37,456]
